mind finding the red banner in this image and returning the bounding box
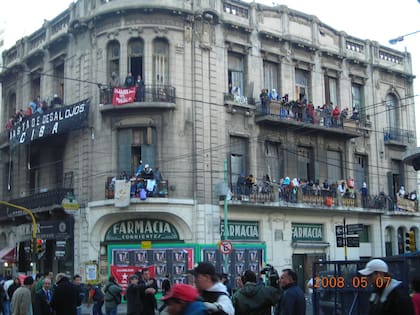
[110,265,155,295]
[112,87,137,105]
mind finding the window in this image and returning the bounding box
[351,83,363,119]
[354,154,368,189]
[230,136,248,186]
[118,128,156,176]
[326,150,342,184]
[295,69,310,102]
[107,41,120,77]
[265,141,283,183]
[30,75,41,102]
[297,146,314,182]
[359,225,370,242]
[324,75,338,106]
[53,63,65,102]
[153,38,169,85]
[128,39,144,83]
[263,61,279,94]
[228,53,245,97]
[385,93,399,130]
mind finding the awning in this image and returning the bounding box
[0,246,16,263]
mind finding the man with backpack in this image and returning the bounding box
[88,283,104,315]
[103,276,122,315]
[193,262,234,315]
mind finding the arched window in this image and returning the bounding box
[128,39,144,82]
[107,41,120,78]
[153,38,169,85]
[385,93,399,131]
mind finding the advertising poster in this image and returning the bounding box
[109,246,195,291]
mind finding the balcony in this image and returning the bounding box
[105,177,169,200]
[99,85,176,112]
[225,181,417,215]
[0,188,74,220]
[254,100,362,140]
[383,127,415,148]
[223,93,256,112]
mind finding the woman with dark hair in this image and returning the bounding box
[7,278,21,301]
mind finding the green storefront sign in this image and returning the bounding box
[292,223,323,241]
[105,219,180,241]
[220,220,259,240]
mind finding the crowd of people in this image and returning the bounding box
[0,272,85,315]
[1,258,419,315]
[5,94,63,131]
[259,89,360,128]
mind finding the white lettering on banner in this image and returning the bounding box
[9,102,88,147]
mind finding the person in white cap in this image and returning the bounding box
[358,258,414,315]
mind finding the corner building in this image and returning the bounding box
[0,0,418,289]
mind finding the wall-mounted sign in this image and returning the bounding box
[292,223,323,241]
[220,220,259,240]
[105,219,180,241]
[17,219,74,241]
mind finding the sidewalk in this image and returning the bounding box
[81,303,127,315]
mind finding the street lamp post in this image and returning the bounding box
[0,201,37,275]
[389,30,420,45]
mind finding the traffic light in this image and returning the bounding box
[405,231,416,252]
[36,239,43,253]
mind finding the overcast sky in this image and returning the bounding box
[1,0,419,127]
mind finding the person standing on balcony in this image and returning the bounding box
[360,182,369,208]
[124,72,135,88]
[136,75,145,102]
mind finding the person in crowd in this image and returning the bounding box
[50,94,63,108]
[11,276,33,315]
[358,259,414,315]
[154,167,163,183]
[399,185,407,198]
[138,269,157,315]
[7,278,21,302]
[0,280,6,315]
[33,277,53,315]
[360,182,369,207]
[338,181,346,197]
[245,174,255,195]
[275,269,305,315]
[51,273,78,315]
[140,164,154,180]
[232,270,281,315]
[161,274,171,297]
[87,282,104,315]
[412,276,420,315]
[124,72,135,87]
[136,75,145,102]
[3,276,13,315]
[103,276,122,315]
[219,274,232,297]
[126,274,144,315]
[193,262,234,315]
[161,284,206,315]
[73,275,85,315]
[332,105,340,127]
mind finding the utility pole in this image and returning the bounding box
[223,159,229,273]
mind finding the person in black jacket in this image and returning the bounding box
[139,269,157,315]
[34,277,53,315]
[358,259,414,315]
[51,273,79,315]
[126,275,146,315]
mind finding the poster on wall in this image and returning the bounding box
[199,245,265,290]
[109,246,195,292]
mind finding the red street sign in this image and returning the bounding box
[218,240,233,254]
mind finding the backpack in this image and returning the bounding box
[105,285,121,305]
[92,286,104,302]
